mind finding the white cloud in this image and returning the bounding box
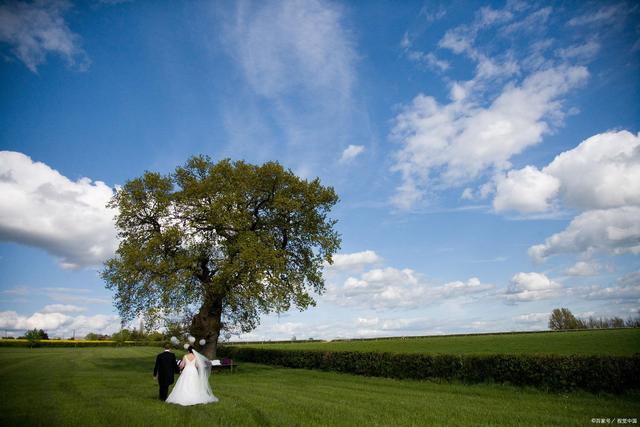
[543,131,640,210]
[438,277,494,298]
[493,166,560,212]
[492,131,640,214]
[339,267,424,309]
[325,250,382,271]
[529,206,640,262]
[567,5,624,27]
[0,286,29,296]
[339,145,365,163]
[0,309,121,337]
[419,5,446,23]
[390,65,587,210]
[513,312,549,324]
[577,271,640,302]
[236,321,348,341]
[358,316,434,332]
[221,0,363,176]
[490,131,640,262]
[46,292,111,305]
[0,310,69,331]
[0,0,89,73]
[332,267,492,309]
[438,4,515,58]
[390,2,611,211]
[505,272,561,302]
[41,304,86,314]
[405,50,450,72]
[501,7,552,35]
[225,0,354,100]
[557,40,601,61]
[565,261,600,277]
[0,151,118,269]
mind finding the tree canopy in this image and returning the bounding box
[548,308,580,330]
[101,156,341,357]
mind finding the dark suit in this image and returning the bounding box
[154,350,180,400]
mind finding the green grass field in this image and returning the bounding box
[229,329,640,356]
[0,346,638,426]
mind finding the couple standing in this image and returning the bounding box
[153,343,218,406]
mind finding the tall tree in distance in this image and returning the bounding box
[548,308,581,330]
[102,156,341,358]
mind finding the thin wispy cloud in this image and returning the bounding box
[219,0,370,176]
[339,145,365,163]
[0,0,89,73]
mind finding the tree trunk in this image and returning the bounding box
[191,294,224,359]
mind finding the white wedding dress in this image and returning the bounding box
[166,350,218,406]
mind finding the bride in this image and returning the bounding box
[166,346,218,406]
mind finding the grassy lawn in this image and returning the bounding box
[0,347,638,426]
[229,329,640,356]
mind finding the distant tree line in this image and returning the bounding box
[84,319,191,342]
[0,318,191,343]
[548,308,640,330]
[17,329,49,340]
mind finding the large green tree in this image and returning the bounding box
[101,156,341,357]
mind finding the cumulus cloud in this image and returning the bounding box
[565,261,600,277]
[390,2,617,211]
[390,65,587,210]
[339,145,364,163]
[513,312,549,324]
[529,206,640,262]
[356,316,434,332]
[544,131,640,210]
[235,320,350,341]
[332,267,493,309]
[492,131,640,262]
[505,272,561,302]
[0,310,69,331]
[438,277,494,298]
[493,166,560,212]
[578,271,640,302]
[0,309,120,337]
[0,0,89,73]
[325,250,382,271]
[0,151,118,269]
[494,131,640,214]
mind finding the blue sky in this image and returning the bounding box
[0,0,638,340]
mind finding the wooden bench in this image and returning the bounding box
[210,358,236,373]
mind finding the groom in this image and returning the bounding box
[153,343,180,400]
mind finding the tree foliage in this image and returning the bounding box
[24,328,48,347]
[101,156,341,357]
[23,329,48,340]
[549,308,637,330]
[549,308,580,330]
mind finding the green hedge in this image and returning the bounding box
[219,347,640,393]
